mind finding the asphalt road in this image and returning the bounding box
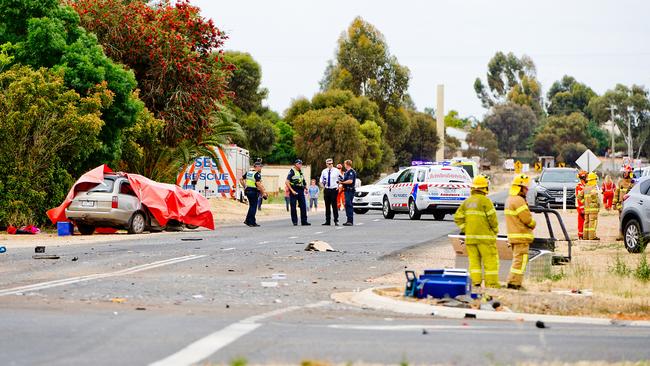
[1,208,648,366]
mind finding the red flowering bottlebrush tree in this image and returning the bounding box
[70,0,234,144]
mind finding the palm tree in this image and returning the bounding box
[123,104,245,183]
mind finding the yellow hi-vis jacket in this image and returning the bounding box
[454,191,498,245]
[505,195,536,244]
[581,185,600,213]
[613,178,633,209]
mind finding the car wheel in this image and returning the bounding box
[433,211,446,221]
[382,197,395,219]
[185,224,199,230]
[128,212,146,234]
[408,199,421,220]
[624,219,644,253]
[354,208,369,214]
[76,222,95,236]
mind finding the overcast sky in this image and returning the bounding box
[194,0,650,121]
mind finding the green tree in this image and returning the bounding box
[321,17,410,111]
[266,120,296,164]
[240,113,276,160]
[547,75,597,117]
[533,113,595,157]
[444,110,470,128]
[0,66,107,225]
[293,107,367,170]
[1,0,143,169]
[484,103,538,156]
[223,51,268,115]
[588,84,650,159]
[558,142,588,166]
[467,128,500,165]
[474,52,543,115]
[397,111,439,166]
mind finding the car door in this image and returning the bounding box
[118,180,141,213]
[640,179,650,230]
[389,168,413,210]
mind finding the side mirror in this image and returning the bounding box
[388,178,395,184]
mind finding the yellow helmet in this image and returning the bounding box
[509,174,530,196]
[587,172,598,184]
[471,175,489,191]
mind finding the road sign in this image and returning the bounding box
[576,149,601,172]
[534,162,541,172]
[514,160,522,174]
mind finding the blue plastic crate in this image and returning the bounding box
[415,269,470,299]
[57,222,74,236]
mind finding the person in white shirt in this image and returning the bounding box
[319,158,342,226]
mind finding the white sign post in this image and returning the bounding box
[576,149,602,172]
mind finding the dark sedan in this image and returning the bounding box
[534,168,580,208]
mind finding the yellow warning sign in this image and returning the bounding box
[558,162,566,168]
[534,162,542,172]
[514,160,522,174]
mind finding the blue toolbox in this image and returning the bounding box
[404,269,471,299]
[57,222,74,236]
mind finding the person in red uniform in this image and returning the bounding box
[575,170,588,240]
[601,175,615,211]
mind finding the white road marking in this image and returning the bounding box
[314,231,323,234]
[258,241,270,244]
[357,223,364,226]
[335,227,344,230]
[151,301,330,366]
[289,236,298,239]
[373,219,380,222]
[327,324,489,331]
[0,255,206,297]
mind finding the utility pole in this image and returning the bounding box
[435,85,445,162]
[607,105,617,170]
[626,107,634,159]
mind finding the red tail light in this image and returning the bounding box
[418,184,429,191]
[623,194,630,202]
[112,196,118,209]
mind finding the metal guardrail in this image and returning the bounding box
[493,203,572,263]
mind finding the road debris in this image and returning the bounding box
[0,246,5,253]
[71,257,79,262]
[111,298,127,304]
[261,281,279,288]
[135,307,146,311]
[305,240,335,252]
[181,238,202,241]
[222,247,235,251]
[271,273,287,280]
[35,246,45,253]
[192,294,204,299]
[32,254,60,260]
[536,320,547,329]
[422,328,428,335]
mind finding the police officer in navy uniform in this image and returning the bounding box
[340,159,357,226]
[240,161,267,227]
[286,159,311,226]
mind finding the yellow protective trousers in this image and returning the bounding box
[584,213,599,240]
[466,242,500,288]
[507,243,529,287]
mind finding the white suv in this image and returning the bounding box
[382,165,471,221]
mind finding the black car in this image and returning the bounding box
[534,168,580,208]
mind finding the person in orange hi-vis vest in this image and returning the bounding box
[336,163,345,210]
[575,170,588,240]
[601,175,615,210]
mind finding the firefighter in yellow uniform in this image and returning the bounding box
[454,175,500,288]
[579,172,601,240]
[613,167,634,241]
[505,174,536,290]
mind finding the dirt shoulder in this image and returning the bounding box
[370,208,650,320]
[0,198,289,249]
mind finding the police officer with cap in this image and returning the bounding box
[286,159,311,226]
[241,161,267,227]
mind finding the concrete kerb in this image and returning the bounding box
[332,287,650,327]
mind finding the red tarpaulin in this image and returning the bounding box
[47,165,215,230]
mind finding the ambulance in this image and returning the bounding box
[382,164,472,221]
[176,145,250,200]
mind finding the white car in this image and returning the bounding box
[382,165,472,221]
[353,172,401,214]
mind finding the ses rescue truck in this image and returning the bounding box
[382,164,472,221]
[176,145,250,200]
